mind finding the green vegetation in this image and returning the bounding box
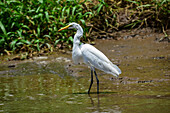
[0,0,169,57]
[0,0,95,56]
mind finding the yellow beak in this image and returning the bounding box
[58,25,71,32]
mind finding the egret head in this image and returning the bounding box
[58,22,83,32]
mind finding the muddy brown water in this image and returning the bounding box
[0,35,170,112]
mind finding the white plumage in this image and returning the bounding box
[58,22,121,94]
[80,44,121,77]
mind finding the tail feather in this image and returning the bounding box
[111,63,122,75]
[104,62,121,77]
[107,61,121,75]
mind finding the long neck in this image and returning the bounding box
[73,26,83,46]
[72,25,83,61]
[72,26,83,64]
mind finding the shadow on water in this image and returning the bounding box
[72,91,117,94]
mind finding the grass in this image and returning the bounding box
[0,0,96,56]
[0,0,169,58]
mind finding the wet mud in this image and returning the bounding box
[0,29,170,112]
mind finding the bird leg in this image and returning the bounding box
[94,70,99,94]
[88,69,93,94]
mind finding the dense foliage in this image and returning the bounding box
[0,0,95,55]
[90,0,169,38]
[0,0,169,57]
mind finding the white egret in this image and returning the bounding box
[58,22,121,94]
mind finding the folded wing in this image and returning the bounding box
[81,44,121,77]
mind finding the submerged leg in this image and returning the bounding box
[88,69,93,94]
[94,70,99,94]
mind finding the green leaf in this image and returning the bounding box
[22,25,30,30]
[16,42,24,46]
[34,39,40,43]
[37,43,40,51]
[11,22,15,29]
[137,4,151,8]
[61,6,66,19]
[38,0,43,4]
[0,21,7,36]
[43,35,51,39]
[68,36,73,42]
[37,25,41,37]
[26,16,35,25]
[54,39,60,46]
[36,6,41,13]
[10,39,18,50]
[17,29,23,38]
[72,6,77,16]
[66,7,70,17]
[33,13,43,19]
[161,0,167,5]
[21,40,32,45]
[83,12,93,17]
[125,0,140,5]
[99,0,108,7]
[46,43,51,49]
[96,4,103,14]
[0,38,5,47]
[45,11,49,22]
[80,19,85,26]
